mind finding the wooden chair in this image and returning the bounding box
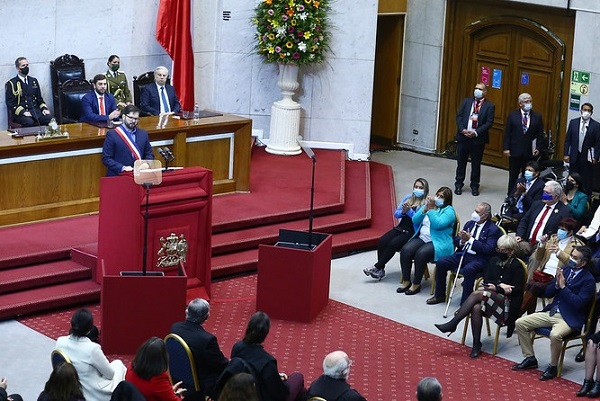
[50,54,86,122]
[532,293,597,377]
[164,333,200,393]
[460,258,528,355]
[50,349,72,369]
[57,78,92,123]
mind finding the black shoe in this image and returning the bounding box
[404,286,421,295]
[577,379,594,397]
[587,381,600,398]
[454,186,462,195]
[512,356,538,370]
[575,348,585,363]
[471,188,480,196]
[396,285,410,293]
[540,365,557,381]
[470,342,482,358]
[434,322,457,337]
[506,323,515,338]
[426,296,445,305]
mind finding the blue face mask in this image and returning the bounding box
[567,257,578,269]
[524,171,534,182]
[541,192,554,202]
[556,229,568,241]
[413,188,425,198]
[434,198,445,208]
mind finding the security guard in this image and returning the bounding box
[105,55,132,109]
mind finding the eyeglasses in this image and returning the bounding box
[124,115,140,121]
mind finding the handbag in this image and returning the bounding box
[532,270,553,283]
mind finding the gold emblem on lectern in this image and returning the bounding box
[157,233,188,268]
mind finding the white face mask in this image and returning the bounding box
[474,89,483,99]
[522,103,532,112]
[471,211,480,223]
[582,111,592,120]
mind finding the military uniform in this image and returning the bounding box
[5,75,53,126]
[105,70,132,106]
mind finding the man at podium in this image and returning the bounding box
[101,104,154,176]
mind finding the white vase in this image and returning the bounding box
[266,63,302,156]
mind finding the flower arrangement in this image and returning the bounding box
[253,0,331,65]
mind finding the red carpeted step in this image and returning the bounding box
[0,280,100,320]
[0,260,92,295]
[71,244,99,270]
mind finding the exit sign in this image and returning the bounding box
[572,70,590,84]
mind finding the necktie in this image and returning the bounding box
[24,77,28,86]
[567,270,576,284]
[530,205,551,245]
[160,86,170,113]
[472,101,480,129]
[579,121,586,152]
[522,112,528,134]
[99,97,105,115]
[471,224,480,239]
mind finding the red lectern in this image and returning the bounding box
[256,229,332,322]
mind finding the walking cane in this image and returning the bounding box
[443,242,471,318]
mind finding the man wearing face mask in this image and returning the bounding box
[563,103,600,196]
[502,161,545,225]
[427,202,501,306]
[515,180,573,246]
[101,104,154,176]
[503,93,547,195]
[512,246,595,381]
[454,83,496,196]
[5,57,54,127]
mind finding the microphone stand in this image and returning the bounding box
[142,183,152,275]
[300,142,317,249]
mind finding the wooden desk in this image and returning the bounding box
[0,113,252,226]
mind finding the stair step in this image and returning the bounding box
[0,280,100,320]
[71,244,98,270]
[0,249,71,271]
[0,260,92,295]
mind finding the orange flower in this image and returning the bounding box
[286,8,295,16]
[314,1,320,7]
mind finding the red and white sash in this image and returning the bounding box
[114,126,142,160]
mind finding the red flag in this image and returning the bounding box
[156,0,195,111]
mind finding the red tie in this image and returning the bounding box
[530,205,551,245]
[99,97,106,115]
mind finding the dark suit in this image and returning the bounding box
[507,176,545,216]
[503,108,546,194]
[308,375,366,401]
[515,200,573,243]
[101,126,154,176]
[454,96,495,190]
[563,117,600,194]
[80,90,118,123]
[170,321,229,399]
[434,219,501,304]
[5,75,53,126]
[140,83,181,116]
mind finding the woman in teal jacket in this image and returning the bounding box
[398,186,456,295]
[563,173,589,224]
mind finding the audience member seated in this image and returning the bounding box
[307,350,366,401]
[512,246,596,381]
[501,160,544,224]
[140,66,181,116]
[562,173,589,224]
[217,373,258,401]
[125,337,186,401]
[363,178,429,281]
[579,203,600,254]
[416,377,443,401]
[105,55,132,109]
[398,187,456,295]
[435,235,524,357]
[170,298,229,400]
[5,56,54,126]
[427,201,501,306]
[0,377,22,401]
[576,330,600,397]
[520,217,583,316]
[56,309,126,401]
[80,74,121,124]
[515,180,573,246]
[231,312,305,401]
[38,362,85,401]
[101,104,154,177]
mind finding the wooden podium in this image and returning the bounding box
[256,229,332,322]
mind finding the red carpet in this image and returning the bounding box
[20,275,579,401]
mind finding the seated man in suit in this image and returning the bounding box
[515,180,573,246]
[101,104,153,176]
[170,299,229,401]
[5,56,54,126]
[80,74,121,124]
[504,160,544,218]
[512,246,596,381]
[307,350,366,401]
[427,202,501,306]
[140,66,181,116]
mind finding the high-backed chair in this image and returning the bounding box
[132,72,170,116]
[307,397,328,401]
[57,78,92,123]
[50,54,86,123]
[164,333,200,393]
[51,349,72,369]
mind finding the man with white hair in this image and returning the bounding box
[170,298,228,400]
[416,377,442,401]
[307,350,366,401]
[140,66,181,116]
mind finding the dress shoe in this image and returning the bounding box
[470,342,482,358]
[471,188,480,196]
[404,286,421,295]
[396,285,410,293]
[587,381,600,398]
[512,356,538,370]
[575,347,585,363]
[434,322,457,337]
[539,365,557,381]
[576,379,594,397]
[454,186,463,195]
[426,296,445,305]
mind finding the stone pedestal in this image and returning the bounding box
[266,63,302,155]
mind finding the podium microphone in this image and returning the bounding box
[298,137,317,249]
[163,147,175,161]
